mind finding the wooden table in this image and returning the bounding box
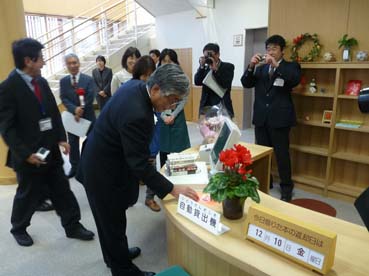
[162,143,369,276]
[181,142,273,194]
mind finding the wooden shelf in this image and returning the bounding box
[335,125,369,133]
[328,182,365,197]
[337,95,358,100]
[297,119,331,128]
[332,151,369,165]
[300,62,369,69]
[290,144,328,156]
[292,174,325,188]
[292,91,334,98]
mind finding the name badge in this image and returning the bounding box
[39,118,52,132]
[273,78,284,87]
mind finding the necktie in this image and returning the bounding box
[269,66,275,79]
[72,75,77,88]
[31,78,42,103]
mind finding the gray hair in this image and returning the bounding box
[64,53,80,63]
[147,63,189,97]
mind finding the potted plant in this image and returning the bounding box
[203,144,260,220]
[338,34,358,61]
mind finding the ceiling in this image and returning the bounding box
[136,0,214,17]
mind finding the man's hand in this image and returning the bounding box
[26,153,46,167]
[250,53,263,68]
[164,115,175,125]
[209,57,218,71]
[170,186,199,202]
[75,106,84,117]
[59,141,70,155]
[98,91,107,98]
[264,54,278,68]
[199,56,206,67]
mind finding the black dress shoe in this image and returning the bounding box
[66,224,94,241]
[281,192,292,202]
[36,200,54,212]
[142,272,155,276]
[128,247,141,260]
[12,232,33,246]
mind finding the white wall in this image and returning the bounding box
[154,0,269,86]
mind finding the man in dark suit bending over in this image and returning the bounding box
[241,35,301,202]
[194,43,235,117]
[79,64,199,276]
[0,38,94,247]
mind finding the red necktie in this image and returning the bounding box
[31,78,42,103]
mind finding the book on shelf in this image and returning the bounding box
[345,80,362,96]
[336,120,362,129]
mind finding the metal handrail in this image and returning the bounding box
[44,12,129,62]
[25,0,154,78]
[42,7,130,54]
[41,0,131,47]
[35,0,126,41]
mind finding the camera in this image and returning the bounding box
[35,147,50,161]
[205,52,214,65]
[258,54,267,62]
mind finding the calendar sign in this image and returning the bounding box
[245,204,336,274]
[177,194,230,235]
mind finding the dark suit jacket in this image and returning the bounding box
[59,73,96,122]
[194,61,235,117]
[92,67,113,102]
[79,79,173,209]
[0,70,66,172]
[241,60,301,128]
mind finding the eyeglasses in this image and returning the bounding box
[169,101,181,107]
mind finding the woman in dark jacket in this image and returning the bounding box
[92,55,113,110]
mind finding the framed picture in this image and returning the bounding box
[322,110,333,124]
[233,34,243,47]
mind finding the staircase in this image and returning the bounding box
[26,0,155,104]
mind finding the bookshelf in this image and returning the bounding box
[286,63,369,202]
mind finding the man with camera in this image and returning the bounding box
[240,34,301,202]
[0,38,94,246]
[194,43,235,118]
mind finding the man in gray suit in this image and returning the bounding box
[60,53,96,178]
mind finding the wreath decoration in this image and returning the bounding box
[291,33,321,62]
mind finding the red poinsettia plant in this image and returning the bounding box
[203,144,260,203]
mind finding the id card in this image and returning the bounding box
[39,118,53,132]
[273,78,285,87]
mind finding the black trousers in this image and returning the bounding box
[67,132,81,171]
[255,125,294,193]
[85,188,142,276]
[10,166,81,234]
[160,151,169,168]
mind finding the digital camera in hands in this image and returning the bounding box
[205,52,214,65]
[35,147,50,161]
[258,54,267,63]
